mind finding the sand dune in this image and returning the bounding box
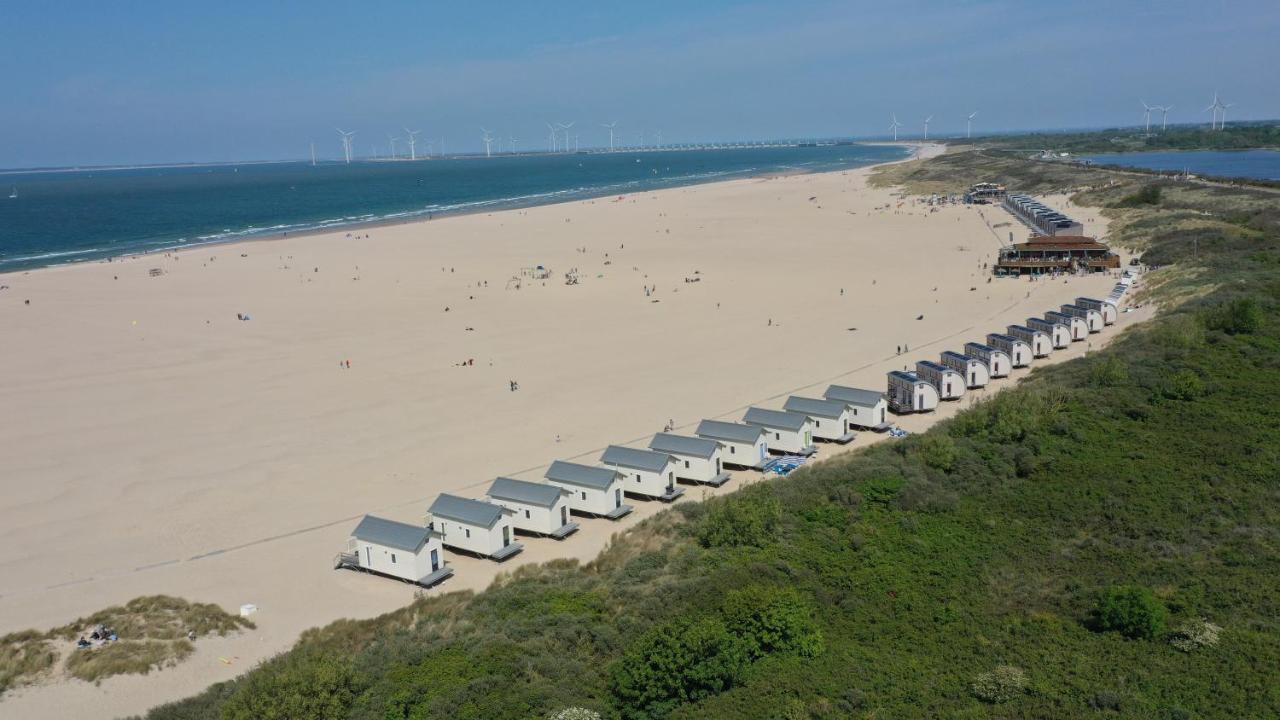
[0,149,1146,717]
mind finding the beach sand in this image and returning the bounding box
[0,147,1148,717]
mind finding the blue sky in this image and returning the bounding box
[2,0,1277,167]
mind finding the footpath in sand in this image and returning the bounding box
[0,148,1149,718]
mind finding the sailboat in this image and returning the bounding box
[7,186,16,199]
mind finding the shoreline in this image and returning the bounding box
[0,144,924,278]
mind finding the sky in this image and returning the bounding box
[2,0,1278,168]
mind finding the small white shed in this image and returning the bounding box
[338,514,452,587]
[485,477,578,539]
[1045,310,1089,341]
[544,460,632,519]
[428,494,523,561]
[916,360,965,400]
[601,445,685,502]
[886,370,939,413]
[1007,325,1053,358]
[743,407,817,456]
[695,420,770,469]
[964,341,1011,378]
[1076,296,1118,325]
[823,385,891,430]
[648,433,730,486]
[1027,317,1071,349]
[783,396,856,443]
[940,351,990,388]
[986,333,1032,368]
[1060,303,1104,333]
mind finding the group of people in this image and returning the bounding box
[76,624,118,649]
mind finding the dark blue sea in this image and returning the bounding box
[1080,149,1280,181]
[0,144,907,273]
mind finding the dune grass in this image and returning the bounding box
[64,639,195,683]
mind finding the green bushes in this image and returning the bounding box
[611,617,745,719]
[720,587,823,661]
[697,485,781,549]
[219,652,360,720]
[1092,586,1168,639]
[970,666,1027,704]
[1204,297,1264,335]
[1114,184,1163,207]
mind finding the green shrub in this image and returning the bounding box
[65,640,192,683]
[1092,586,1167,639]
[550,708,603,720]
[697,485,781,549]
[1089,356,1129,387]
[970,665,1027,704]
[918,434,957,472]
[1162,370,1205,400]
[219,653,360,720]
[1204,297,1263,335]
[1114,184,1162,207]
[720,586,823,660]
[0,636,58,693]
[1169,619,1222,653]
[611,617,745,719]
[861,475,905,505]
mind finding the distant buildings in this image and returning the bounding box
[1003,193,1084,236]
[995,235,1121,276]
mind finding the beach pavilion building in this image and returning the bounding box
[743,407,817,456]
[986,333,1032,368]
[963,341,1011,378]
[822,385,891,430]
[1060,304,1104,333]
[600,445,685,502]
[1045,310,1089,341]
[336,515,453,588]
[695,420,770,469]
[484,477,578,539]
[648,433,730,486]
[1006,325,1053,358]
[886,370,939,414]
[1075,297,1118,325]
[916,360,965,401]
[1027,317,1072,349]
[940,351,990,389]
[544,460,632,519]
[427,494,523,561]
[783,396,857,443]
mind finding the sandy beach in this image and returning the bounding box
[0,146,1146,718]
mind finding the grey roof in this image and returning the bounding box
[696,419,766,444]
[986,333,1019,343]
[1045,311,1074,322]
[888,370,922,383]
[486,477,566,508]
[743,407,810,432]
[649,433,720,459]
[601,445,674,473]
[916,360,955,374]
[823,384,884,408]
[351,515,435,553]
[1028,317,1066,329]
[544,460,621,490]
[1007,324,1044,336]
[783,396,847,419]
[964,342,997,354]
[430,493,504,528]
[941,351,976,364]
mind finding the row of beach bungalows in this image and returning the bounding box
[337,385,894,588]
[886,296,1117,414]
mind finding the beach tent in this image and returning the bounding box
[428,494,523,561]
[544,460,632,519]
[600,445,685,502]
[783,396,857,443]
[915,360,966,400]
[940,351,990,389]
[485,477,578,539]
[648,433,730,486]
[742,407,817,456]
[337,515,453,587]
[886,370,939,413]
[964,341,1011,378]
[822,385,891,430]
[695,420,770,469]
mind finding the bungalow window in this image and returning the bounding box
[635,473,642,483]
[524,509,531,519]
[814,420,821,427]
[730,446,736,454]
[390,553,397,564]
[684,460,690,468]
[581,491,587,500]
[465,528,471,538]
[774,432,780,440]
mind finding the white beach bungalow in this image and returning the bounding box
[963,341,1011,378]
[822,385,891,430]
[428,494,523,561]
[886,370,939,413]
[916,360,965,400]
[695,420,770,469]
[1027,317,1071,349]
[544,460,633,519]
[1076,296,1118,325]
[986,333,1031,368]
[601,445,685,502]
[940,351,990,389]
[1060,303,1104,333]
[743,407,817,456]
[648,433,730,486]
[485,477,578,539]
[1045,310,1089,341]
[337,515,453,587]
[1006,325,1053,358]
[783,396,857,443]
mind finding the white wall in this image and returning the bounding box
[671,448,725,482]
[617,460,679,497]
[809,410,851,440]
[758,420,813,453]
[848,399,888,428]
[435,517,513,557]
[489,497,570,534]
[355,538,442,583]
[720,437,768,467]
[549,480,625,516]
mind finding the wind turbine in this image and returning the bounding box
[336,128,356,163]
[558,122,575,153]
[1155,105,1172,132]
[1141,101,1154,133]
[508,134,518,154]
[654,130,663,149]
[966,111,978,139]
[404,128,421,160]
[922,115,933,141]
[1204,92,1229,131]
[888,114,903,142]
[1219,101,1233,130]
[310,141,316,166]
[546,123,558,152]
[480,127,494,157]
[387,134,400,159]
[601,121,618,151]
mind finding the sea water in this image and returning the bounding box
[1080,149,1280,182]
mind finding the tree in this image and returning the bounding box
[1092,586,1167,640]
[611,617,745,719]
[721,586,823,661]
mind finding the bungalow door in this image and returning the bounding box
[430,548,440,572]
[502,525,511,547]
[614,488,622,508]
[561,505,569,527]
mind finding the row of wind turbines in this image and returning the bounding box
[887,111,980,142]
[1141,92,1235,133]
